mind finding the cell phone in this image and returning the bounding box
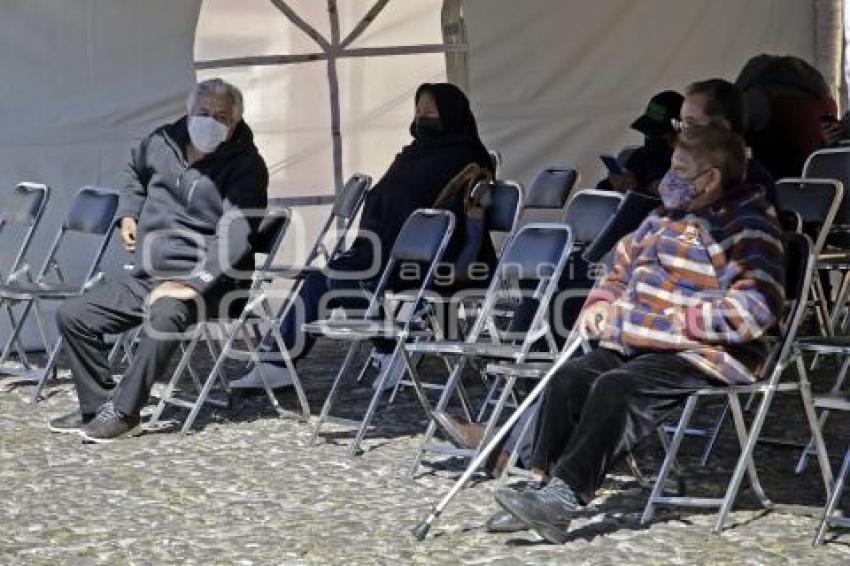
[600,154,623,175]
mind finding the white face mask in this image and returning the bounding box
[188,115,229,153]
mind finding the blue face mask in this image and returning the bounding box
[658,169,710,210]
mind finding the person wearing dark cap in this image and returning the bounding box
[231,82,494,390]
[601,90,684,195]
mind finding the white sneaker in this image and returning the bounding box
[230,364,294,390]
[372,352,405,392]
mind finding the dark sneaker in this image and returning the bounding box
[494,478,581,544]
[81,402,141,443]
[486,482,545,533]
[48,411,94,435]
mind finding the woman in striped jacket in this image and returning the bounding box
[491,125,785,544]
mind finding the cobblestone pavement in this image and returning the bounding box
[2,339,849,564]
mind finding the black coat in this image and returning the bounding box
[117,116,268,294]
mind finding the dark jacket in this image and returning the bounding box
[117,116,268,295]
[336,82,492,275]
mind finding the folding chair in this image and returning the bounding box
[0,186,119,402]
[146,208,312,433]
[800,391,849,544]
[580,190,661,264]
[523,167,578,212]
[0,182,50,369]
[690,179,843,466]
[641,233,825,533]
[473,179,524,257]
[402,223,574,478]
[304,208,455,455]
[0,182,49,280]
[562,189,624,242]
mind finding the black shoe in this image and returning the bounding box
[48,411,94,435]
[494,479,580,544]
[81,402,141,443]
[486,482,545,533]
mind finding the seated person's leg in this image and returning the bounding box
[496,351,711,543]
[52,277,149,432]
[83,296,198,441]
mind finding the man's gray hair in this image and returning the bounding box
[187,78,244,121]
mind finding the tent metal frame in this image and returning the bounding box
[195,0,469,202]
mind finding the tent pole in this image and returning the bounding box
[327,0,344,195]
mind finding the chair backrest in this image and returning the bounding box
[775,178,842,255]
[562,189,624,244]
[331,173,372,219]
[253,208,291,256]
[36,186,119,288]
[582,190,661,262]
[525,167,578,210]
[471,223,574,348]
[369,209,455,317]
[473,180,523,235]
[803,148,850,243]
[390,209,455,263]
[63,186,120,234]
[0,182,49,280]
[2,182,49,227]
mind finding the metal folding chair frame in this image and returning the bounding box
[146,208,312,432]
[641,234,831,533]
[305,209,456,455]
[402,223,574,478]
[0,186,119,403]
[0,182,50,373]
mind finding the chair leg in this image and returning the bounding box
[349,344,405,456]
[714,389,776,534]
[799,370,836,498]
[641,395,698,525]
[29,339,63,404]
[699,403,728,467]
[472,375,517,460]
[0,301,33,366]
[148,330,201,428]
[797,355,850,474]
[815,449,850,545]
[311,341,360,446]
[408,359,467,479]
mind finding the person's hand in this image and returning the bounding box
[147,281,200,305]
[822,121,844,147]
[120,216,138,252]
[608,172,638,192]
[579,301,613,339]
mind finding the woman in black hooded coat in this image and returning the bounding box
[231,83,493,389]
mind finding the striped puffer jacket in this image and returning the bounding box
[585,184,786,384]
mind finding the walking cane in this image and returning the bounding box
[410,330,584,541]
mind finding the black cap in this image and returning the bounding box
[631,90,684,137]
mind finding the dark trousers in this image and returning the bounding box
[56,275,198,416]
[531,347,710,504]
